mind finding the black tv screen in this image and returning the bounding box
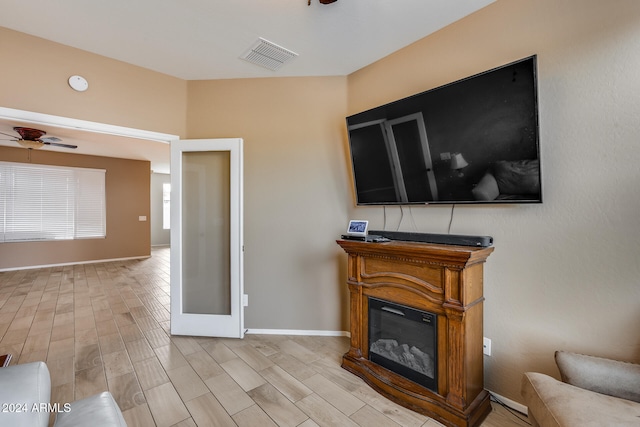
[346,55,541,205]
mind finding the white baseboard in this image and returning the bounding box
[487,390,528,415]
[246,328,350,337]
[0,255,151,272]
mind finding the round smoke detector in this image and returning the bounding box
[68,75,89,92]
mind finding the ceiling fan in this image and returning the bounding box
[0,127,78,150]
[308,0,337,5]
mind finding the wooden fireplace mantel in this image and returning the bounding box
[337,239,494,427]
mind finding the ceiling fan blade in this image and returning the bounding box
[0,131,18,139]
[41,136,62,143]
[43,142,78,149]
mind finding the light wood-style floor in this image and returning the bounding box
[0,247,529,427]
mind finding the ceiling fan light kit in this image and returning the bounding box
[17,139,45,149]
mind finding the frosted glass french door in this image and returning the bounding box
[170,138,244,338]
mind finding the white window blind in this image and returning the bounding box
[0,162,106,242]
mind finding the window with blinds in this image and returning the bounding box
[162,182,171,230]
[0,162,106,242]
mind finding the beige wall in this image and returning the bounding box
[186,77,352,332]
[1,0,640,406]
[0,28,186,270]
[0,146,151,269]
[348,0,640,402]
[0,27,187,136]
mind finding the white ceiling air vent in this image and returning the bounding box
[240,38,298,71]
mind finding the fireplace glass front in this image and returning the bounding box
[368,298,437,391]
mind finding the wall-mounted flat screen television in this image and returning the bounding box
[346,55,541,205]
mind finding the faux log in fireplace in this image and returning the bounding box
[337,239,494,427]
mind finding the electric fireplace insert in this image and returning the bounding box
[368,297,437,392]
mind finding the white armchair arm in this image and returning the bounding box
[0,362,51,427]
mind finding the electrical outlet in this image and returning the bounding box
[483,337,492,356]
[243,294,249,307]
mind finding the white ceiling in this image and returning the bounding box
[0,0,494,80]
[0,0,494,171]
